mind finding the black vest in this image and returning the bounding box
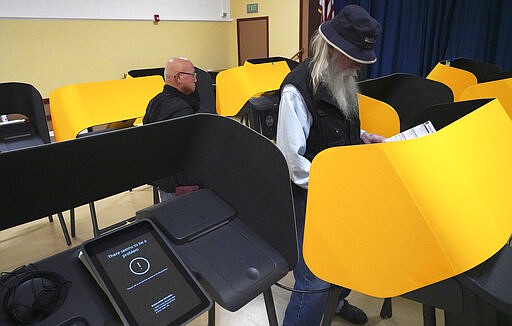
[281,59,362,161]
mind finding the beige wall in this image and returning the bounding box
[0,0,299,98]
[0,20,231,97]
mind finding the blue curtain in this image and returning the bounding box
[334,0,512,78]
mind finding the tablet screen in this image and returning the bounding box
[82,220,210,326]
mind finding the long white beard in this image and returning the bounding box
[324,59,359,119]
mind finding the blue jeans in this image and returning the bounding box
[283,185,350,326]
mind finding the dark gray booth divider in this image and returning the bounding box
[448,58,503,83]
[412,98,493,130]
[358,73,454,132]
[404,244,512,326]
[1,114,296,258]
[127,66,217,114]
[0,82,73,245]
[0,82,50,150]
[0,114,297,325]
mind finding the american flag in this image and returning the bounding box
[318,0,334,23]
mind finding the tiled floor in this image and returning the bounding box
[0,185,444,325]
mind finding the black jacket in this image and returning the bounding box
[143,84,199,124]
[281,59,362,161]
[142,84,199,192]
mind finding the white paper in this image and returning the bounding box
[385,121,436,142]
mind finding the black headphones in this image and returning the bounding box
[1,265,71,324]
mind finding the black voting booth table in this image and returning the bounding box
[404,244,512,326]
[0,114,297,325]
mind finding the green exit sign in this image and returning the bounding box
[247,3,258,13]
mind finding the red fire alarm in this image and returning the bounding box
[153,14,160,23]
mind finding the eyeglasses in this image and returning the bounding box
[178,71,197,78]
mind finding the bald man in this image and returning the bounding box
[143,57,199,124]
[143,57,200,200]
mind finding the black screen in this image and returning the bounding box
[83,221,210,326]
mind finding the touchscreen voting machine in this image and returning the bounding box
[136,188,289,312]
[80,219,211,326]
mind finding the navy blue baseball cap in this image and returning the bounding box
[319,5,381,64]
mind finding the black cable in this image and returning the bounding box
[1,264,71,325]
[274,282,332,294]
[0,264,37,285]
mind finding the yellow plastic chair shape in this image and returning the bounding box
[303,99,512,298]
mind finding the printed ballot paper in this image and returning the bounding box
[385,121,436,142]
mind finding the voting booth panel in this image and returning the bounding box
[448,58,503,83]
[0,82,74,245]
[215,61,290,117]
[427,63,478,101]
[304,99,512,297]
[49,76,164,142]
[127,66,216,114]
[358,94,400,138]
[0,114,297,258]
[412,98,493,131]
[303,99,512,325]
[246,57,299,70]
[0,114,297,325]
[127,67,165,79]
[460,77,512,119]
[358,73,454,131]
[0,82,50,151]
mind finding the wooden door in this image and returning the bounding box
[237,17,269,66]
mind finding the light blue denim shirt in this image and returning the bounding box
[276,84,367,190]
[276,84,313,190]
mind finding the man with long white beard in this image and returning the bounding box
[276,5,384,326]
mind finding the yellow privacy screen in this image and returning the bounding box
[215,61,290,116]
[358,94,400,138]
[426,62,477,101]
[460,77,512,119]
[303,99,512,298]
[50,76,163,141]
